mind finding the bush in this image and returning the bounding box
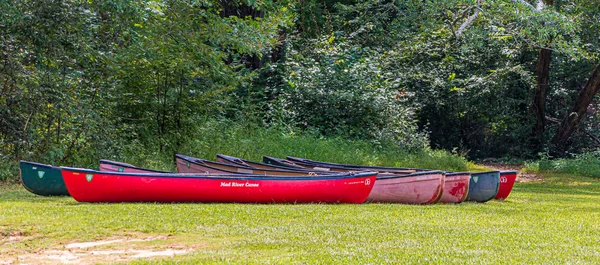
[266,36,428,150]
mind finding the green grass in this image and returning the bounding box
[1,171,599,264]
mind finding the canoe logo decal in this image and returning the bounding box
[220,182,259,188]
[365,179,371,185]
[86,174,94,182]
[38,171,45,178]
[500,177,507,183]
[186,162,190,168]
[473,176,479,183]
[118,167,124,172]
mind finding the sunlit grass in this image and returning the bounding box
[1,170,599,264]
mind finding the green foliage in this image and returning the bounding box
[0,0,293,174]
[265,35,428,150]
[5,0,600,173]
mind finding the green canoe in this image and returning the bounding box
[20,161,69,196]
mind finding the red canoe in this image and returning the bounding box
[439,172,470,203]
[495,171,517,200]
[60,167,376,204]
[366,172,445,204]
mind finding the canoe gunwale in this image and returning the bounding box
[376,171,444,180]
[217,154,325,172]
[471,171,501,175]
[286,156,423,171]
[19,160,60,169]
[99,159,167,173]
[177,154,256,169]
[61,166,377,181]
[445,172,471,176]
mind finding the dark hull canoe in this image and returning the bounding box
[495,171,517,200]
[465,171,500,203]
[285,156,420,174]
[439,172,470,203]
[220,154,445,204]
[99,159,167,173]
[20,161,70,196]
[217,154,322,172]
[61,167,377,204]
[264,155,418,174]
[263,156,309,169]
[175,154,330,176]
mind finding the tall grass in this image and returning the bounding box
[162,120,470,172]
[524,152,600,178]
[2,120,472,181]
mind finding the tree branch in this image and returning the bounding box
[547,115,600,146]
[545,115,560,124]
[580,128,600,146]
[456,0,482,37]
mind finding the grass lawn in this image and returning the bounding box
[1,172,599,264]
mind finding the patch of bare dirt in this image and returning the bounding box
[0,230,32,246]
[481,163,544,183]
[2,235,199,265]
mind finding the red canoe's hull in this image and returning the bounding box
[366,172,445,204]
[61,168,377,204]
[439,173,470,203]
[495,171,517,200]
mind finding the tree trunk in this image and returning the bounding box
[552,64,600,150]
[531,0,553,147]
[532,47,552,144]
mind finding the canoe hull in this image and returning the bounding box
[20,161,69,196]
[61,168,377,204]
[366,172,445,204]
[495,171,517,200]
[465,171,500,203]
[439,173,470,203]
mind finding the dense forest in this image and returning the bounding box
[2,0,600,179]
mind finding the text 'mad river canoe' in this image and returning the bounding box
[465,171,500,202]
[20,161,70,196]
[495,171,517,200]
[60,167,377,204]
[218,154,446,204]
